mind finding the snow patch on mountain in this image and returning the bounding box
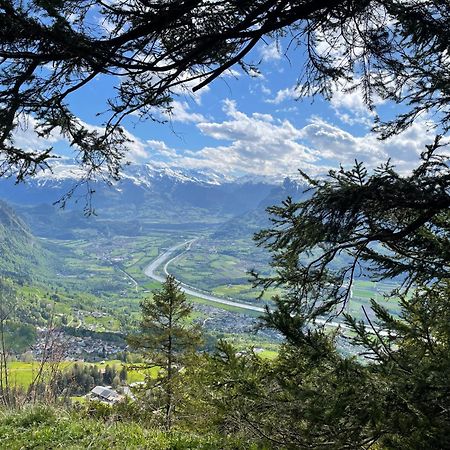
[33,161,241,187]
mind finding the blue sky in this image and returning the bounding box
[14,38,440,181]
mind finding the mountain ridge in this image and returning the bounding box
[0,200,52,282]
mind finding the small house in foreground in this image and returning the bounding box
[89,386,122,404]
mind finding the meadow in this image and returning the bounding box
[6,360,149,388]
[0,406,256,450]
[8,227,403,372]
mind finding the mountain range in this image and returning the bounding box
[0,163,307,238]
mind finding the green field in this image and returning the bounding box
[5,351,279,390]
[258,350,278,360]
[0,406,252,449]
[167,237,402,322]
[15,231,201,334]
[5,227,406,366]
[6,360,150,388]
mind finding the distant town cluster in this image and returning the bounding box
[31,328,127,361]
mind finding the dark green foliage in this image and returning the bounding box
[119,366,127,383]
[3,322,36,354]
[345,282,450,449]
[103,365,115,386]
[254,141,450,324]
[128,275,201,430]
[182,339,380,449]
[1,3,450,446]
[62,327,125,345]
[55,363,123,397]
[181,280,450,448]
[243,141,450,448]
[0,201,52,283]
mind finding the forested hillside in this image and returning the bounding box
[0,201,53,282]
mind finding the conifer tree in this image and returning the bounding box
[128,275,201,430]
[254,141,450,328]
[119,366,127,384]
[246,143,450,448]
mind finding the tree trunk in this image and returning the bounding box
[166,299,173,431]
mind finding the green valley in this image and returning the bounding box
[1,4,449,446]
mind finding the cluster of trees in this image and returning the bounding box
[127,173,449,447]
[55,363,127,397]
[191,151,449,448]
[1,363,127,407]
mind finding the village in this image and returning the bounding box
[31,327,127,361]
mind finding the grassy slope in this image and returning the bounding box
[0,407,263,450]
[0,201,53,283]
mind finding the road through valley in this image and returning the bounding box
[144,239,265,313]
[143,239,379,333]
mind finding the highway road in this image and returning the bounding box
[143,239,384,334]
[144,239,265,313]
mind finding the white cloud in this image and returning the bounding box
[147,102,442,178]
[300,117,384,166]
[14,103,443,182]
[261,85,271,95]
[76,120,150,163]
[166,100,206,123]
[331,87,369,113]
[259,41,283,62]
[266,85,302,104]
[300,116,442,172]
[151,100,320,177]
[11,114,151,165]
[266,80,383,126]
[146,140,178,158]
[248,67,265,79]
[122,131,150,162]
[223,68,241,79]
[330,81,386,127]
[170,72,211,105]
[12,114,66,151]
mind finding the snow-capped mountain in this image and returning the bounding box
[119,163,234,188]
[0,161,282,217]
[0,162,308,239]
[23,161,228,187]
